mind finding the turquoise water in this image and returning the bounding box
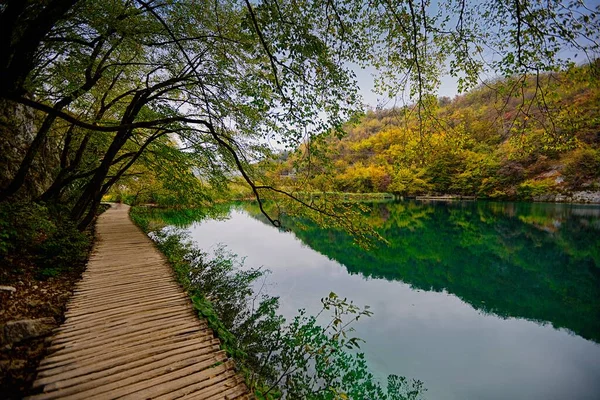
[184,201,600,400]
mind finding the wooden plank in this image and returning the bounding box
[120,361,236,400]
[51,307,196,336]
[152,367,236,400]
[47,312,200,346]
[67,285,184,307]
[49,309,198,340]
[28,204,251,399]
[38,347,224,397]
[63,292,189,318]
[49,312,195,344]
[74,352,228,400]
[186,376,247,400]
[33,338,221,388]
[37,330,213,374]
[72,276,179,295]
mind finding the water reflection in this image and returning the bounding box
[155,200,600,399]
[244,201,600,344]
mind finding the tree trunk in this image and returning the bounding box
[1,34,106,201]
[0,0,79,97]
[71,132,129,224]
[0,112,59,201]
[38,131,92,202]
[71,92,147,229]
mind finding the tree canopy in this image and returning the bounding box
[0,0,598,228]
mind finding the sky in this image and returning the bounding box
[351,48,597,110]
[351,0,600,109]
[352,64,461,109]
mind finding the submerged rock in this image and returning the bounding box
[1,318,57,345]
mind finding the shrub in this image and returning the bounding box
[563,148,600,189]
[0,201,91,279]
[517,178,558,200]
[138,220,426,399]
[35,215,90,275]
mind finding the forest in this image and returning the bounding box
[1,1,600,225]
[268,66,600,200]
[1,0,599,398]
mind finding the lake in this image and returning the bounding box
[180,200,600,400]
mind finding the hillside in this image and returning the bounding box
[271,64,600,201]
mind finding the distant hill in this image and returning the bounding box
[271,64,600,201]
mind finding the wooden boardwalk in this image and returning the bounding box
[27,204,251,400]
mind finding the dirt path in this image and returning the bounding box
[26,203,250,399]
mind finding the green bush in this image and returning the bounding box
[35,216,90,275]
[517,178,558,200]
[0,201,91,279]
[563,148,600,189]
[136,218,426,399]
[0,202,54,257]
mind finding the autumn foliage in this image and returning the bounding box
[270,65,600,199]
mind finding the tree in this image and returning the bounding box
[0,0,598,229]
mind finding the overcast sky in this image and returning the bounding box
[352,64,462,109]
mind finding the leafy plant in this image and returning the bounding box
[135,214,426,399]
[563,148,600,189]
[517,178,558,200]
[259,293,426,400]
[0,201,91,280]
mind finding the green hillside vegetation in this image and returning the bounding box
[269,65,600,200]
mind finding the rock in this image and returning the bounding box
[533,191,600,204]
[26,299,42,308]
[2,318,57,345]
[57,293,70,302]
[0,285,16,293]
[48,305,63,318]
[10,359,27,370]
[0,99,56,196]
